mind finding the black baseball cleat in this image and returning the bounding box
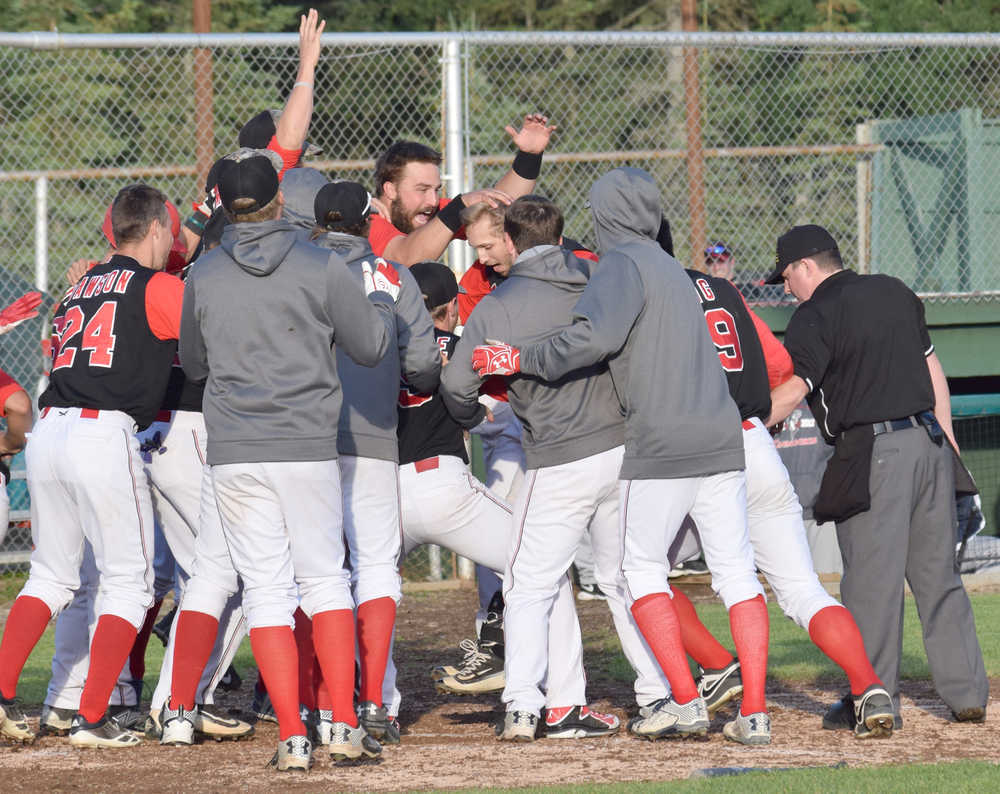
[696,660,743,715]
[544,705,620,739]
[823,690,901,735]
[953,706,986,723]
[852,685,894,739]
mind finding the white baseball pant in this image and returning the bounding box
[137,411,247,713]
[45,542,137,710]
[21,407,154,629]
[503,446,666,714]
[211,459,352,629]
[339,454,403,606]
[0,481,9,546]
[396,453,588,711]
[667,421,839,629]
[620,469,762,610]
[472,401,526,622]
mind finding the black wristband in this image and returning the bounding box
[436,196,465,233]
[512,150,543,180]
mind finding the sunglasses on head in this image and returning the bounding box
[704,244,730,257]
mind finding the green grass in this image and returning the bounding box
[438,761,1000,793]
[600,592,1000,686]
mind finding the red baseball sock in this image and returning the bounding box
[250,626,306,740]
[315,675,333,712]
[169,610,220,711]
[128,598,162,683]
[728,595,769,716]
[312,608,358,727]
[357,596,396,706]
[293,608,317,711]
[79,614,139,723]
[0,595,52,700]
[671,588,735,671]
[808,605,881,695]
[630,592,699,703]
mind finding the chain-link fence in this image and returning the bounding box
[3,31,1000,575]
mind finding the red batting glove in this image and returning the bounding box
[472,342,521,377]
[0,291,43,335]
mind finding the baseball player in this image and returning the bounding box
[179,154,400,771]
[471,169,769,742]
[0,360,34,549]
[0,184,183,748]
[659,268,894,741]
[442,196,673,742]
[396,258,622,740]
[367,114,556,266]
[280,169,440,744]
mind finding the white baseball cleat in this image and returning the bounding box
[270,734,312,772]
[723,710,772,745]
[0,697,35,744]
[68,714,142,748]
[328,721,382,764]
[159,703,194,746]
[496,710,538,742]
[627,696,709,740]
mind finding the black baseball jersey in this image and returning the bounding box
[40,254,182,429]
[160,353,205,413]
[686,269,771,423]
[397,329,468,465]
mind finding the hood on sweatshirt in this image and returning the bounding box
[313,229,373,263]
[219,218,300,277]
[281,167,331,231]
[588,167,662,254]
[510,244,591,290]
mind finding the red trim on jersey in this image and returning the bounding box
[573,247,598,262]
[457,262,492,325]
[739,294,794,390]
[145,272,184,341]
[0,370,23,417]
[267,135,303,180]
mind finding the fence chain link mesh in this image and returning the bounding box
[3,32,1000,574]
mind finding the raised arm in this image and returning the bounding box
[274,9,325,152]
[494,114,557,198]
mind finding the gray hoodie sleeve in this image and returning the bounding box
[394,266,441,394]
[439,298,508,429]
[179,269,208,382]
[519,251,645,380]
[325,251,397,367]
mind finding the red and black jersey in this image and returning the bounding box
[686,269,771,423]
[40,254,183,429]
[160,352,205,413]
[397,329,468,465]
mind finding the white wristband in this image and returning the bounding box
[293,81,313,89]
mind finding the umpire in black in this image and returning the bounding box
[766,224,988,728]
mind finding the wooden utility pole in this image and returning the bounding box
[682,0,706,270]
[193,0,215,185]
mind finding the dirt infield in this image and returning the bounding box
[2,585,997,791]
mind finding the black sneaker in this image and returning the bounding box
[217,664,242,692]
[668,559,709,578]
[823,691,902,733]
[68,714,141,748]
[544,705,620,738]
[696,660,743,715]
[357,701,400,745]
[853,685,894,739]
[576,583,607,602]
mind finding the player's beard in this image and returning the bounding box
[390,197,436,234]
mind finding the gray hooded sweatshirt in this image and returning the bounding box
[517,168,744,480]
[441,244,624,470]
[281,168,441,461]
[180,218,396,465]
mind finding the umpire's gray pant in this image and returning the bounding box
[836,426,989,716]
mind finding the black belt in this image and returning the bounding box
[871,414,924,436]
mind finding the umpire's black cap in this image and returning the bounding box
[765,224,839,284]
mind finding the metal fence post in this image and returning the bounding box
[443,36,470,276]
[34,175,48,293]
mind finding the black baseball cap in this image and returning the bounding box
[239,109,322,157]
[217,155,280,215]
[314,181,371,231]
[765,224,839,284]
[410,260,465,310]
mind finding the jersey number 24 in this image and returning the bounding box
[51,301,118,371]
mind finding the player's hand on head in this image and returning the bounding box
[461,188,512,209]
[362,258,402,302]
[472,340,521,377]
[0,290,43,335]
[505,114,557,154]
[298,8,325,69]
